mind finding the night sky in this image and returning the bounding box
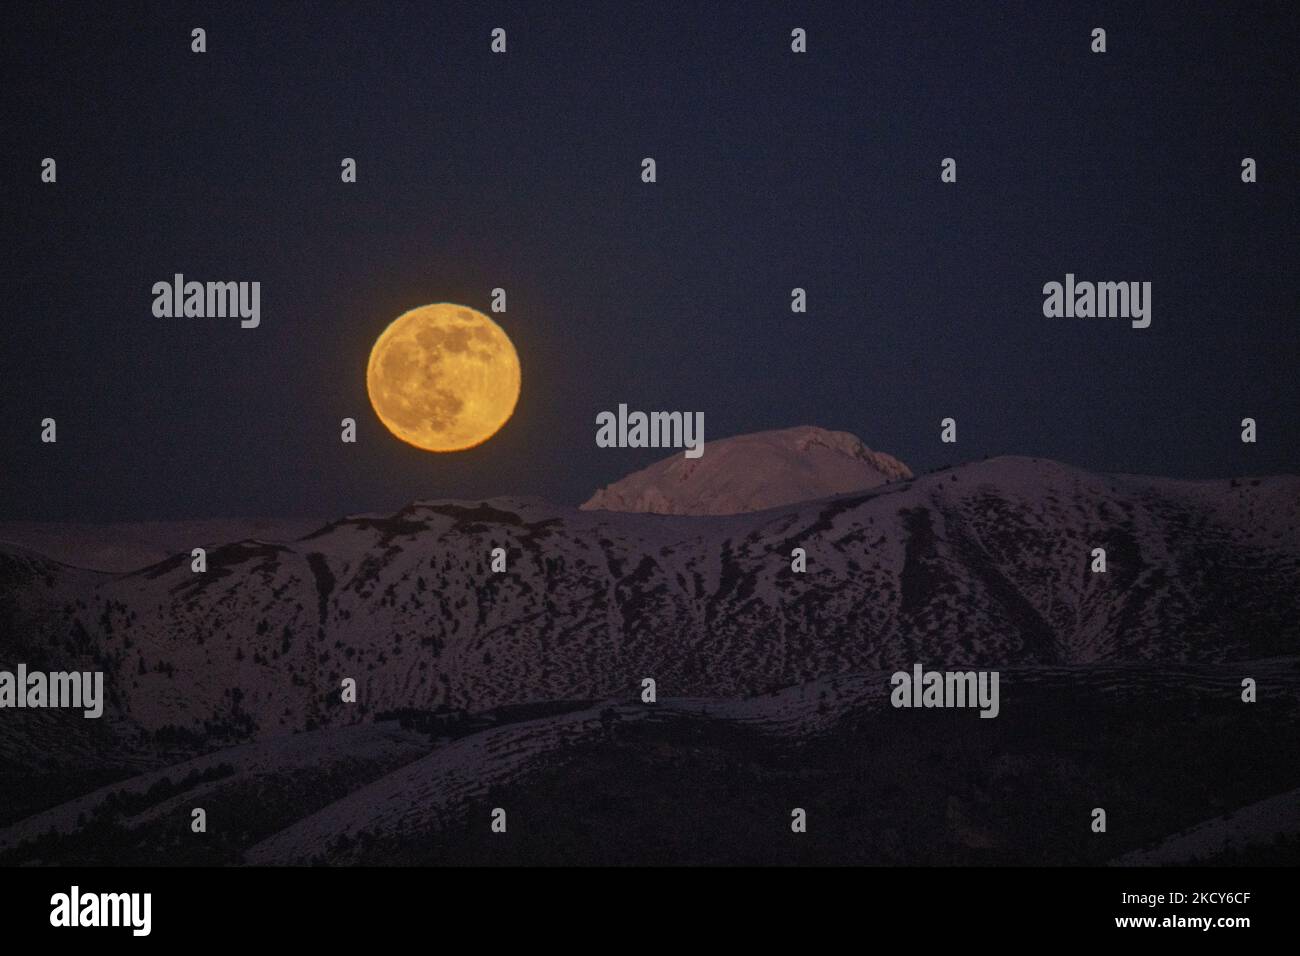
[5,1,1297,523]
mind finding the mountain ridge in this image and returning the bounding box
[2,455,1296,747]
[581,425,913,515]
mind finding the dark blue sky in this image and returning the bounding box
[4,1,1297,521]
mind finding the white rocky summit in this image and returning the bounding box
[580,425,913,515]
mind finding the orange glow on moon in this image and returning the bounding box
[366,303,521,452]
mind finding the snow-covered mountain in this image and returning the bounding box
[2,455,1297,745]
[581,425,912,515]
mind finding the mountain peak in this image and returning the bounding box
[580,425,912,516]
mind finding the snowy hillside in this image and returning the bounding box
[2,456,1297,743]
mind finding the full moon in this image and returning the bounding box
[366,303,521,452]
